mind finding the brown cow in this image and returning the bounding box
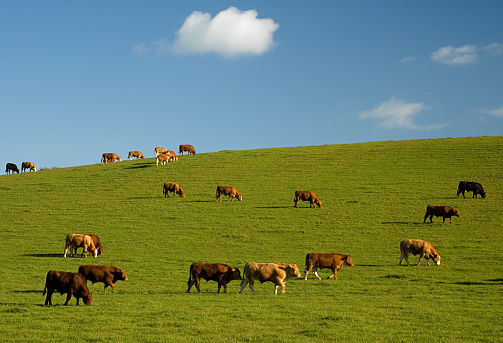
[304,253,353,280]
[71,234,104,256]
[64,234,98,258]
[156,153,169,166]
[21,161,37,172]
[128,151,145,160]
[179,144,196,155]
[101,153,122,164]
[187,262,241,293]
[457,181,486,198]
[399,239,441,266]
[5,163,19,174]
[239,262,301,294]
[216,185,242,201]
[294,190,322,208]
[155,147,168,155]
[163,182,185,198]
[166,150,178,162]
[78,265,128,293]
[43,271,92,306]
[423,205,460,224]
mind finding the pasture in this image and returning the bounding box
[0,136,502,342]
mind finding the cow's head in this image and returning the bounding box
[231,267,242,280]
[315,199,322,208]
[481,191,486,198]
[83,292,93,306]
[237,194,243,201]
[179,189,186,198]
[451,208,460,217]
[431,254,441,266]
[344,255,354,266]
[118,269,128,281]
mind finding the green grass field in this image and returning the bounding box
[1,136,502,342]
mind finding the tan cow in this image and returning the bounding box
[239,262,301,294]
[423,205,460,224]
[155,147,168,155]
[166,150,178,162]
[21,161,37,172]
[179,144,196,155]
[304,253,353,280]
[399,239,441,266]
[156,153,169,166]
[163,182,185,198]
[71,234,104,256]
[64,234,98,258]
[101,153,122,164]
[216,185,242,201]
[294,190,321,208]
[128,151,145,160]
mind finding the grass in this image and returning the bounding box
[0,136,502,342]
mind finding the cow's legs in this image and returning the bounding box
[44,290,54,306]
[63,248,68,258]
[248,280,256,295]
[187,276,196,293]
[400,252,410,266]
[194,278,202,293]
[328,269,337,280]
[64,293,73,305]
[274,280,285,294]
[417,255,424,266]
[303,265,311,280]
[312,267,322,280]
[239,279,248,293]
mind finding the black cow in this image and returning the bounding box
[43,271,92,306]
[5,163,19,174]
[457,181,486,198]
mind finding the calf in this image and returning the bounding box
[163,182,185,198]
[187,262,241,293]
[43,271,92,306]
[399,239,440,266]
[64,234,98,258]
[304,253,353,280]
[294,190,322,208]
[457,181,486,198]
[78,265,128,293]
[5,163,19,174]
[239,262,301,294]
[128,151,145,160]
[21,161,37,172]
[179,144,196,155]
[423,205,460,224]
[216,185,242,201]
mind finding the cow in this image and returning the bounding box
[166,150,178,162]
[457,181,486,198]
[101,153,122,164]
[179,144,196,155]
[187,262,241,293]
[156,153,169,166]
[43,271,92,306]
[239,263,302,294]
[304,253,354,280]
[216,185,242,202]
[5,163,19,174]
[64,234,98,258]
[78,265,128,293]
[399,239,441,266]
[423,205,460,224]
[128,151,145,160]
[21,161,37,172]
[71,234,104,256]
[163,182,185,198]
[294,190,322,208]
[155,147,168,155]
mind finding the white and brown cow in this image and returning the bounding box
[155,147,168,155]
[187,262,241,293]
[294,190,322,208]
[399,239,441,266]
[423,205,460,224]
[166,150,178,162]
[128,151,145,160]
[156,153,169,166]
[239,262,301,294]
[304,253,353,280]
[216,185,242,202]
[64,234,98,258]
[101,153,122,164]
[21,161,37,172]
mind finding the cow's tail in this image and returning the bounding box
[303,254,311,274]
[42,273,48,296]
[187,265,195,286]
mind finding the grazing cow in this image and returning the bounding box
[239,263,302,294]
[294,190,322,208]
[64,234,98,258]
[128,151,145,160]
[423,205,460,224]
[43,271,92,306]
[457,181,486,198]
[5,163,19,174]
[101,153,122,164]
[163,182,185,198]
[71,234,104,256]
[156,153,169,166]
[399,239,440,266]
[216,185,242,201]
[155,147,168,155]
[166,150,178,162]
[304,253,354,280]
[21,161,37,172]
[187,262,241,293]
[179,144,196,155]
[78,265,128,293]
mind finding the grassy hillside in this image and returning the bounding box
[1,136,502,342]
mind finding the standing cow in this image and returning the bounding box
[423,205,460,224]
[179,144,196,155]
[64,234,98,258]
[294,190,322,208]
[304,253,353,280]
[155,147,168,155]
[101,153,122,164]
[457,181,486,198]
[78,265,128,293]
[187,262,241,293]
[156,154,169,166]
[71,234,104,256]
[399,239,440,266]
[239,262,301,294]
[216,185,242,201]
[5,163,19,174]
[43,271,92,306]
[128,151,145,160]
[163,182,185,198]
[21,162,37,172]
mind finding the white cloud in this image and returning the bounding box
[400,56,417,63]
[484,42,503,56]
[431,45,478,65]
[359,97,446,130]
[478,105,503,117]
[171,7,279,57]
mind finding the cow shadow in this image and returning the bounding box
[126,164,152,170]
[255,206,293,209]
[23,253,62,258]
[382,221,422,225]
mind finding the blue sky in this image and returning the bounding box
[1,1,502,168]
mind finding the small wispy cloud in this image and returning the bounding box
[359,97,447,130]
[132,7,279,58]
[477,105,503,117]
[431,42,503,65]
[484,42,503,56]
[400,56,417,63]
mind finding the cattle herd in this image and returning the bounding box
[3,145,487,304]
